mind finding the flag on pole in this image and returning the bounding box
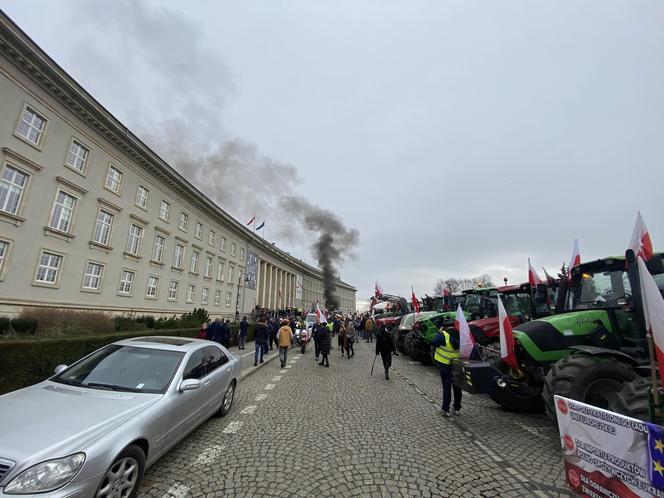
[316,303,327,323]
[528,257,542,286]
[568,238,581,274]
[638,257,664,383]
[630,211,654,261]
[455,305,475,359]
[256,221,265,230]
[443,287,450,297]
[246,215,256,226]
[542,267,554,283]
[498,298,519,370]
[375,281,383,298]
[411,287,420,313]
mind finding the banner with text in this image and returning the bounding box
[296,274,303,301]
[555,395,664,498]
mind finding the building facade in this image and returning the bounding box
[0,13,355,319]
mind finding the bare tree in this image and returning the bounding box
[433,274,495,294]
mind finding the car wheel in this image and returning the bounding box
[219,380,236,417]
[96,445,145,498]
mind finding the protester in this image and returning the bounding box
[198,322,208,339]
[365,316,375,343]
[220,320,231,348]
[269,319,278,350]
[345,319,356,359]
[431,326,462,417]
[253,318,269,367]
[313,322,323,361]
[238,316,249,350]
[277,320,293,368]
[207,318,222,344]
[338,321,347,357]
[375,323,395,380]
[318,322,331,367]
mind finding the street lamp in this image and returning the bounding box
[234,270,249,322]
[503,277,508,285]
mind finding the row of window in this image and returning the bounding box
[10,105,246,260]
[25,246,235,306]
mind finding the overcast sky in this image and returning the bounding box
[3,1,663,305]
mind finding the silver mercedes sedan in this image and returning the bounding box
[0,336,241,497]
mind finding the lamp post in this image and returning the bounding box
[235,271,244,322]
[503,277,508,286]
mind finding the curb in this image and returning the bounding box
[239,348,280,381]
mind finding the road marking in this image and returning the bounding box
[289,360,297,364]
[241,351,255,358]
[255,393,268,401]
[241,405,257,414]
[164,483,190,497]
[222,421,243,434]
[285,365,292,369]
[265,383,275,390]
[272,376,282,381]
[280,369,287,373]
[195,445,225,464]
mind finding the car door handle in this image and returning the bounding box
[203,380,211,387]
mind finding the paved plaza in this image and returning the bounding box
[138,341,573,497]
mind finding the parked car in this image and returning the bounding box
[0,336,241,497]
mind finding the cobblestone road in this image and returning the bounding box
[138,341,573,497]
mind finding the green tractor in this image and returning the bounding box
[457,250,664,420]
[403,310,465,363]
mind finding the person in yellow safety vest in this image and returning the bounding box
[431,326,462,417]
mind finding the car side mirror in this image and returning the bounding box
[54,364,68,374]
[179,378,201,393]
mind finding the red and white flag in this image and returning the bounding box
[246,215,256,226]
[568,238,581,273]
[629,211,654,261]
[542,267,554,283]
[637,257,664,383]
[443,288,450,297]
[411,287,420,313]
[375,281,383,298]
[528,258,542,286]
[498,298,519,370]
[316,303,327,323]
[455,305,475,359]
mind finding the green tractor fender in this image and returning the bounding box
[567,345,640,365]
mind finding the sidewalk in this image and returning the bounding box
[229,340,281,381]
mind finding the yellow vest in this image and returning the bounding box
[434,330,460,365]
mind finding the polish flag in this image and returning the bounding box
[246,215,256,226]
[528,258,542,286]
[542,267,554,284]
[411,288,420,313]
[316,303,327,323]
[498,298,519,370]
[637,257,664,383]
[375,281,383,298]
[568,238,581,273]
[629,211,654,261]
[455,305,475,359]
[443,288,450,297]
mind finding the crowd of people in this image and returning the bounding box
[198,308,463,418]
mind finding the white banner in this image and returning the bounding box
[555,395,664,497]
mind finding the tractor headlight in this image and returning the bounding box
[4,453,85,494]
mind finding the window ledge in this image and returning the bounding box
[0,210,25,227]
[123,251,142,262]
[97,197,122,213]
[89,240,113,253]
[64,163,87,178]
[32,281,59,289]
[12,132,43,152]
[103,185,122,198]
[203,276,212,280]
[171,266,183,273]
[117,292,134,297]
[145,295,158,301]
[56,176,88,195]
[44,226,75,242]
[150,259,165,268]
[129,213,149,226]
[189,272,200,277]
[81,288,102,294]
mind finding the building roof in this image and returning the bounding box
[0,10,355,292]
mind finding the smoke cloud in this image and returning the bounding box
[66,0,359,302]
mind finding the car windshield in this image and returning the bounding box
[501,292,532,318]
[52,345,184,394]
[571,269,632,309]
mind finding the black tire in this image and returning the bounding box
[404,331,416,357]
[301,345,305,354]
[219,380,236,417]
[543,354,636,422]
[613,377,651,421]
[96,445,145,498]
[396,331,408,354]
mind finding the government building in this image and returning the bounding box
[0,12,356,319]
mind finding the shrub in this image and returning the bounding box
[0,317,10,335]
[135,315,156,329]
[181,308,209,327]
[10,318,38,334]
[18,307,114,336]
[114,315,147,332]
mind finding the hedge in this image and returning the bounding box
[0,324,259,396]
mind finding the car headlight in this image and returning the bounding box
[4,453,85,494]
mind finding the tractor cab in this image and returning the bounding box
[462,288,498,320]
[498,282,556,323]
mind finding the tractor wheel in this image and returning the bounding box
[543,354,637,422]
[396,331,408,354]
[404,331,416,358]
[489,388,545,413]
[612,377,651,421]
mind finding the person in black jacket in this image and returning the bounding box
[253,318,269,366]
[318,322,331,367]
[312,322,323,361]
[376,323,396,380]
